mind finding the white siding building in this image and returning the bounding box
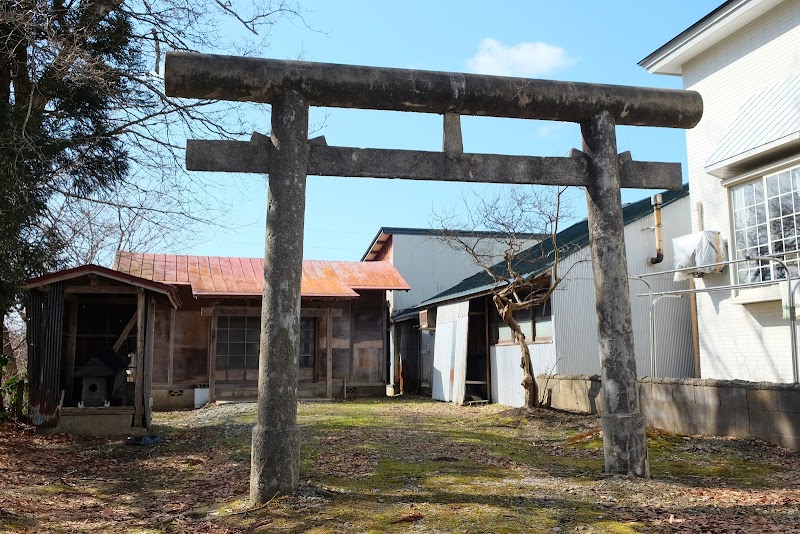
[642,0,800,382]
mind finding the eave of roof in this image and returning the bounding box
[639,0,784,76]
[403,184,690,314]
[26,264,182,309]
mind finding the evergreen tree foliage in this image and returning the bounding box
[0,2,137,310]
[0,0,303,311]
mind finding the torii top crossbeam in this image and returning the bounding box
[166,52,701,128]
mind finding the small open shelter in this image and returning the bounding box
[26,264,180,434]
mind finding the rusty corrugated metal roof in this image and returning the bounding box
[113,252,410,299]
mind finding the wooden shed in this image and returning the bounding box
[25,253,409,433]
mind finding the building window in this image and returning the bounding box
[216,315,260,382]
[495,299,552,343]
[731,166,800,283]
[216,315,316,381]
[533,300,553,342]
[299,317,316,369]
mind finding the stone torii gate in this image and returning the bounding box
[164,52,702,504]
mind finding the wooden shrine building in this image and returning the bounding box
[25,252,408,434]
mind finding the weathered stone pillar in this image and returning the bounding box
[581,111,649,478]
[250,89,309,504]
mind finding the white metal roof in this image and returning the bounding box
[705,74,800,178]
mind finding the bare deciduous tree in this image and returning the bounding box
[435,185,572,411]
[1,0,314,309]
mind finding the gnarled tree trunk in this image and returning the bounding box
[495,294,539,410]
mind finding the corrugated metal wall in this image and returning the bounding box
[391,234,536,312]
[490,342,557,407]
[27,283,66,425]
[552,195,694,378]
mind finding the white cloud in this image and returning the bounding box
[466,38,575,77]
[537,123,564,138]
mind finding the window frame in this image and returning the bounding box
[494,298,553,345]
[298,316,316,370]
[215,315,261,383]
[730,164,800,286]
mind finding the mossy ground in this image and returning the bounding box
[1,398,799,532]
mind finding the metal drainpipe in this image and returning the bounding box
[629,276,655,377]
[746,255,797,383]
[648,194,664,265]
[792,279,800,383]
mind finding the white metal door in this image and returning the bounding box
[431,301,470,402]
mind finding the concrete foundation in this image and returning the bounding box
[39,407,143,436]
[152,388,196,410]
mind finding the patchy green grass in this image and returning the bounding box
[2,398,799,533]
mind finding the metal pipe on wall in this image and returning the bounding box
[648,194,664,265]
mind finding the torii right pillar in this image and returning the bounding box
[583,110,648,477]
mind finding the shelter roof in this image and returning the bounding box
[113,252,409,299]
[392,184,690,321]
[361,227,544,261]
[25,264,182,308]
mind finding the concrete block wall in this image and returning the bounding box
[538,374,800,450]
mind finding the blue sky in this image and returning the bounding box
[189,1,722,261]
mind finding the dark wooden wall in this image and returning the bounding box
[149,291,386,390]
[151,304,209,387]
[315,300,351,383]
[351,290,386,384]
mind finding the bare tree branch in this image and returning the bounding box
[433,185,573,410]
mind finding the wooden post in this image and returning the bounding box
[326,305,333,398]
[208,313,217,402]
[381,297,388,385]
[484,296,491,403]
[582,111,649,477]
[250,89,308,504]
[349,300,354,386]
[144,297,156,427]
[168,308,176,386]
[64,298,79,403]
[134,288,145,427]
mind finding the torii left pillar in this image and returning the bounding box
[250,89,309,503]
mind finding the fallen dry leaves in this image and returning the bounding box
[0,399,799,533]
